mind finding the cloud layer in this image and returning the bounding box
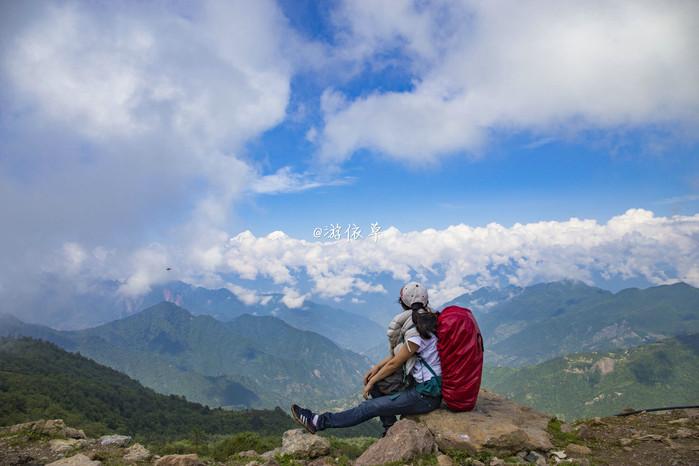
[319,0,699,164]
[49,209,699,308]
[0,0,303,296]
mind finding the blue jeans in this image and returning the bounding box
[316,385,441,431]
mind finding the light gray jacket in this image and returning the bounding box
[386,310,420,377]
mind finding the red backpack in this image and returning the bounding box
[436,306,484,411]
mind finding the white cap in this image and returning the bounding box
[399,282,429,309]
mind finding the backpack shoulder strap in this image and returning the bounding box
[416,355,438,378]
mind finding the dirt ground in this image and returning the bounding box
[575,408,699,466]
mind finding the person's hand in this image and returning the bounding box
[363,381,374,400]
[363,366,378,385]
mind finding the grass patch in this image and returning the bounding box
[447,449,495,465]
[327,436,376,459]
[381,454,438,466]
[547,417,582,448]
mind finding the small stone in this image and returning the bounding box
[49,439,81,454]
[124,443,151,462]
[619,438,633,446]
[46,453,102,466]
[622,447,632,452]
[471,461,485,466]
[671,428,695,439]
[550,450,567,460]
[308,457,335,466]
[64,427,87,439]
[565,443,591,456]
[154,454,202,466]
[668,418,689,425]
[260,448,280,460]
[239,450,258,458]
[99,434,132,447]
[525,451,546,465]
[244,462,260,466]
[489,457,505,466]
[437,453,454,466]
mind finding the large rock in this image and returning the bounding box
[280,429,330,459]
[409,389,553,455]
[46,453,102,466]
[355,419,435,466]
[154,454,202,466]
[4,419,85,439]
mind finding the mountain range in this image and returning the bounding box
[0,302,372,410]
[483,333,699,420]
[5,280,386,355]
[447,280,699,366]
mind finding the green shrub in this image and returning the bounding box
[327,436,376,459]
[211,432,280,461]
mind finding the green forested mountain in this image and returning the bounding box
[0,337,294,442]
[5,279,385,353]
[0,303,371,410]
[140,281,386,352]
[450,280,699,366]
[483,334,699,421]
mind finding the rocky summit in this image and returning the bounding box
[1,398,698,465]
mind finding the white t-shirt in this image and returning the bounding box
[406,334,442,383]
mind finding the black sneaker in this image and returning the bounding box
[290,404,317,434]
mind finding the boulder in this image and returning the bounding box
[354,419,435,466]
[154,454,202,466]
[409,389,553,455]
[99,434,132,447]
[123,443,151,462]
[49,438,83,454]
[437,453,454,466]
[5,419,85,439]
[280,429,330,459]
[46,453,102,466]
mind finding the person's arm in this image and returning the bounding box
[363,353,394,385]
[363,341,419,398]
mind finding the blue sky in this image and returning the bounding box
[1,0,698,318]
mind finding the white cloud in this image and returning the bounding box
[0,0,308,299]
[319,0,699,164]
[250,166,355,194]
[211,209,699,306]
[118,244,170,297]
[226,283,263,306]
[281,286,308,309]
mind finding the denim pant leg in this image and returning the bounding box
[316,387,441,430]
[369,385,397,431]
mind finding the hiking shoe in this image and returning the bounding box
[290,403,318,434]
